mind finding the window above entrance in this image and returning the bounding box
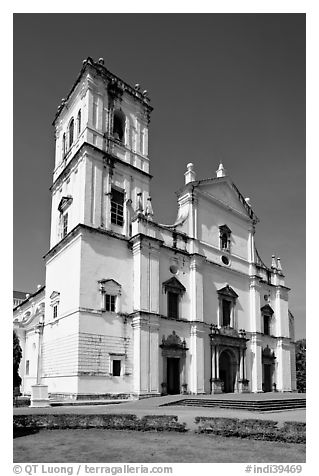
[217,285,238,328]
[261,304,274,336]
[162,277,186,319]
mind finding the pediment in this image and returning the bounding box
[98,279,122,294]
[50,291,60,300]
[58,195,73,213]
[162,276,186,294]
[261,304,274,315]
[197,178,258,223]
[217,284,238,299]
[98,278,121,287]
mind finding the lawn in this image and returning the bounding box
[14,429,306,463]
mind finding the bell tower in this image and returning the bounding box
[50,57,153,248]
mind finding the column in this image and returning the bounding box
[210,343,223,394]
[30,317,50,408]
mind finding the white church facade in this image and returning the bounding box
[13,57,296,400]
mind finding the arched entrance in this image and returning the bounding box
[262,345,276,392]
[219,349,236,393]
[160,331,188,395]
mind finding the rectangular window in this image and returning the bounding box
[111,188,124,226]
[112,360,121,376]
[264,315,270,335]
[222,299,231,326]
[62,213,68,238]
[140,128,144,154]
[93,102,98,128]
[53,305,58,319]
[105,294,116,312]
[168,292,179,319]
[25,360,29,376]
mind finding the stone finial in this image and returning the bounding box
[277,257,283,272]
[271,255,277,269]
[145,197,154,220]
[98,58,104,65]
[216,162,227,178]
[245,197,251,206]
[26,293,30,299]
[184,163,196,184]
[37,284,42,290]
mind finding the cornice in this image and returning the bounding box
[51,142,152,192]
[44,223,129,262]
[53,59,153,126]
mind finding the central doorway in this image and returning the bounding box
[219,350,235,393]
[263,364,272,392]
[167,358,180,394]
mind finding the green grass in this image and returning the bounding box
[14,429,306,463]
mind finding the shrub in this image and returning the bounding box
[13,413,187,432]
[276,421,306,444]
[194,416,306,443]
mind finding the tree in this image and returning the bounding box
[13,330,22,391]
[295,338,306,393]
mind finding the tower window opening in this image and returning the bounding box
[111,188,124,226]
[113,110,125,142]
[62,133,66,158]
[69,118,74,148]
[77,109,81,136]
[62,213,68,238]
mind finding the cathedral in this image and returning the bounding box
[13,57,296,403]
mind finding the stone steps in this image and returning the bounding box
[163,398,306,412]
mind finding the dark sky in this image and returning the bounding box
[13,13,305,338]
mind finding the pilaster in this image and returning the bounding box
[132,235,161,313]
[131,313,160,395]
[189,324,205,394]
[276,337,292,391]
[274,286,289,337]
[189,255,205,321]
[249,333,263,392]
[249,276,262,333]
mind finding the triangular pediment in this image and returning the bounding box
[98,278,121,287]
[50,291,60,300]
[261,304,274,315]
[217,284,238,299]
[58,195,73,213]
[162,276,186,294]
[197,178,258,222]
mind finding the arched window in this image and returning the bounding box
[68,118,74,148]
[77,109,81,136]
[113,109,125,142]
[62,133,66,157]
